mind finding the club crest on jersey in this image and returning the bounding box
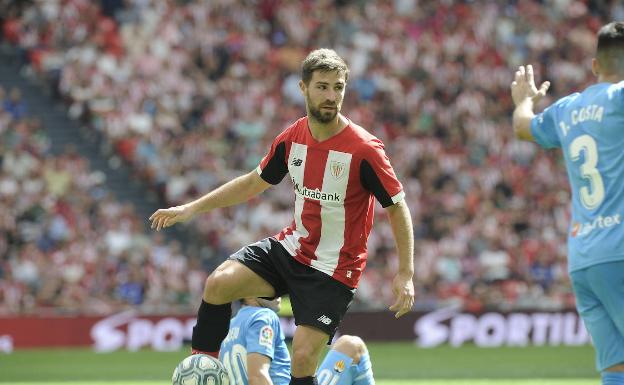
[259,325,273,348]
[330,161,346,180]
[334,360,345,372]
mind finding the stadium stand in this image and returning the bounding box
[2,0,623,314]
[0,81,206,315]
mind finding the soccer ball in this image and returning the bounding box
[172,354,230,385]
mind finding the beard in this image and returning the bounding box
[306,95,338,123]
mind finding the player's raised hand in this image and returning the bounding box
[510,64,550,106]
[149,204,195,231]
[389,272,415,318]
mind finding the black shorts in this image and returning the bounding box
[229,237,355,342]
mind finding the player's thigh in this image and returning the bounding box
[203,259,276,303]
[587,261,624,336]
[205,237,291,303]
[571,267,624,371]
[287,267,354,343]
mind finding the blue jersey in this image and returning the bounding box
[531,81,624,272]
[219,306,291,385]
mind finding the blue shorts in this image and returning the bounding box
[571,260,624,371]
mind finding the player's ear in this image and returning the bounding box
[299,80,307,94]
[591,58,600,77]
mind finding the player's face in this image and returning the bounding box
[302,70,346,124]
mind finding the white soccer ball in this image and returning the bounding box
[172,354,230,385]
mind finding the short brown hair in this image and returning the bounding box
[301,48,349,85]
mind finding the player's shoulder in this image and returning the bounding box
[538,92,579,121]
[246,306,280,325]
[552,92,580,109]
[605,80,624,100]
[576,81,624,103]
[347,119,385,152]
[348,119,377,141]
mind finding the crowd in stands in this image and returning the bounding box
[0,85,206,315]
[3,0,624,314]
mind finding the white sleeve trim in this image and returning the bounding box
[391,191,405,204]
[256,165,263,175]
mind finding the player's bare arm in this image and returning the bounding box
[247,353,274,385]
[385,199,415,318]
[510,64,551,141]
[149,170,272,231]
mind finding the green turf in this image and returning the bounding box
[0,343,598,383]
[367,343,596,379]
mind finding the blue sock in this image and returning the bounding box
[353,353,375,385]
[602,372,624,385]
[317,350,353,385]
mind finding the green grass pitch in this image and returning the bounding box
[1,343,598,384]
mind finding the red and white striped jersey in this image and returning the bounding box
[256,117,405,288]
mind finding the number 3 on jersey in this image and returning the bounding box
[569,134,605,210]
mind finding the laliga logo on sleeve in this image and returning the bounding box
[334,360,345,372]
[259,325,274,348]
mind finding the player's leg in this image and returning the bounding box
[202,259,276,304]
[291,325,331,383]
[192,238,286,357]
[571,265,624,385]
[335,335,374,385]
[287,268,355,384]
[317,335,375,385]
[331,335,367,360]
[260,237,355,384]
[584,261,624,384]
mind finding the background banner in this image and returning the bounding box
[0,308,589,352]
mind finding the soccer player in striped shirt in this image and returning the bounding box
[150,48,414,385]
[511,22,624,385]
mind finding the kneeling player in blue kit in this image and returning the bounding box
[219,297,374,385]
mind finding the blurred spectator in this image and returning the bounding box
[3,88,26,120]
[0,84,204,315]
[5,0,622,314]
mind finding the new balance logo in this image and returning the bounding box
[291,158,303,166]
[317,315,332,325]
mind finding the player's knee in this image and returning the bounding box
[333,335,367,363]
[202,272,231,304]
